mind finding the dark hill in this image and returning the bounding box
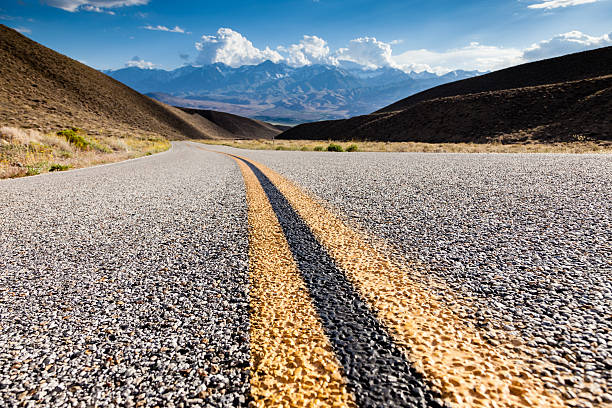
[281,47,612,143]
[178,108,281,139]
[378,46,612,113]
[0,25,276,140]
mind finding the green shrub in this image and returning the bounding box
[25,165,43,176]
[327,143,344,152]
[313,146,324,151]
[49,163,70,172]
[300,146,310,151]
[346,144,359,152]
[58,129,90,150]
[275,146,288,150]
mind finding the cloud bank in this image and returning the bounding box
[523,31,612,60]
[393,42,524,74]
[42,0,148,12]
[194,28,403,70]
[190,28,611,74]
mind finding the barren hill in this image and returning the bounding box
[281,47,612,143]
[178,108,281,139]
[0,25,278,141]
[378,46,612,113]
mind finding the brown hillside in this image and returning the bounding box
[0,24,235,140]
[379,46,612,113]
[178,108,281,139]
[281,47,612,143]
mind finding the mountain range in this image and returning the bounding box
[105,62,482,124]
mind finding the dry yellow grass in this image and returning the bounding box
[0,126,170,179]
[197,138,612,154]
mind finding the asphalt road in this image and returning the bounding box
[1,141,610,407]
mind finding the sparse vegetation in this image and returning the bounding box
[49,163,70,172]
[0,126,170,179]
[57,128,115,153]
[196,138,612,154]
[346,144,359,152]
[327,143,344,152]
[58,128,91,150]
[26,164,44,176]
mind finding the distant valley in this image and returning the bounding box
[105,62,482,124]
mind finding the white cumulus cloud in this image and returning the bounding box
[195,28,283,67]
[143,25,186,34]
[42,0,148,12]
[125,56,156,69]
[337,37,397,69]
[523,30,612,60]
[527,0,600,9]
[393,42,525,74]
[278,35,336,66]
[189,28,611,74]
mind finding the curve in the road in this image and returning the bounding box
[2,141,585,408]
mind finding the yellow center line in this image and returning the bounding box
[231,156,357,408]
[237,155,568,408]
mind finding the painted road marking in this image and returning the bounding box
[233,157,356,407]
[238,157,441,407]
[237,155,568,408]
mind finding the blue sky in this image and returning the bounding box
[1,0,611,73]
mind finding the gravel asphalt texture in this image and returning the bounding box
[210,146,612,406]
[1,141,610,407]
[0,143,251,407]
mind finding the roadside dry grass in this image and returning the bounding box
[0,126,170,179]
[196,138,612,154]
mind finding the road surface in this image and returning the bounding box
[1,141,610,407]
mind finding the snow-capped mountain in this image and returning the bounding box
[105,61,482,124]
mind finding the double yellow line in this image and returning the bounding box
[235,157,356,407]
[204,145,570,408]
